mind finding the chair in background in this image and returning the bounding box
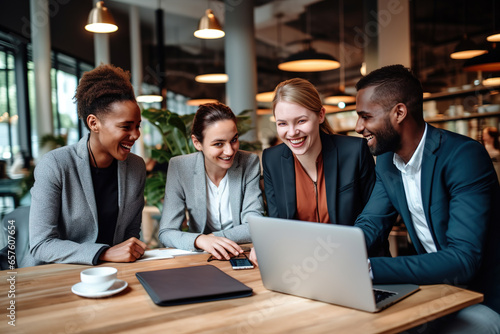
[0,206,30,269]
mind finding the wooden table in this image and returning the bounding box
[0,251,483,334]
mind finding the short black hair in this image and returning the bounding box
[74,64,136,130]
[356,64,424,124]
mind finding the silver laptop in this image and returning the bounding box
[248,216,419,312]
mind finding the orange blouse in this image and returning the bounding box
[294,152,331,223]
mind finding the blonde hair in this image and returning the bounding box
[272,78,334,135]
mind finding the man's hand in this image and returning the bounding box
[99,237,147,262]
[195,234,243,260]
[249,247,258,266]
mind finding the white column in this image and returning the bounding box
[94,34,110,66]
[93,0,110,65]
[130,6,142,96]
[377,0,411,68]
[224,0,257,141]
[129,5,145,158]
[30,0,53,149]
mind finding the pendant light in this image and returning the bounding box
[278,7,339,72]
[487,33,500,42]
[256,91,275,103]
[450,0,487,59]
[186,98,219,106]
[324,0,354,107]
[195,73,228,83]
[450,34,488,59]
[137,4,166,107]
[256,14,283,103]
[194,9,225,39]
[137,95,164,103]
[278,46,340,72]
[463,43,500,72]
[487,0,500,42]
[195,47,228,84]
[85,1,118,33]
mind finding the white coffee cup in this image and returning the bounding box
[80,267,117,292]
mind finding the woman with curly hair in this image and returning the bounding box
[23,64,147,267]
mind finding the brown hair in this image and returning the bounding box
[74,64,136,130]
[191,102,237,142]
[272,78,334,135]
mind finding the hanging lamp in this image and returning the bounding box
[194,9,225,39]
[136,95,163,103]
[450,1,487,59]
[463,44,500,72]
[195,73,228,83]
[186,98,219,106]
[85,1,118,33]
[278,46,340,72]
[487,0,500,42]
[278,7,339,72]
[324,0,354,106]
[450,34,488,59]
[256,91,275,103]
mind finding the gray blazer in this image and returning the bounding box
[158,151,264,251]
[23,135,146,267]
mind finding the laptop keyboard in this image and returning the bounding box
[373,289,397,303]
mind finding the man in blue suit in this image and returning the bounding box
[354,64,500,332]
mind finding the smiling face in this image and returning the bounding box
[274,101,324,159]
[88,100,142,166]
[192,119,239,175]
[355,86,401,156]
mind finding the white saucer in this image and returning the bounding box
[71,279,128,298]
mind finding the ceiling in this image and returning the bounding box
[105,0,500,101]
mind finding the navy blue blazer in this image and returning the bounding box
[356,124,500,314]
[263,132,390,256]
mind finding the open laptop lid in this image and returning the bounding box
[248,216,418,312]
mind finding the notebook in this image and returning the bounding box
[248,216,419,312]
[136,265,253,306]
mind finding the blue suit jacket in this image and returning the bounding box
[356,124,500,313]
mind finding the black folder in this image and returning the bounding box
[136,265,253,306]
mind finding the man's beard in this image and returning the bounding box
[370,118,401,156]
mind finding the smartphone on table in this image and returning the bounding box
[229,253,254,270]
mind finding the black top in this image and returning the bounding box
[90,159,119,246]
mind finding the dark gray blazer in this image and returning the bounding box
[263,132,389,257]
[158,151,264,251]
[263,131,375,226]
[23,135,146,267]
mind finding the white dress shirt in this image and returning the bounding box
[393,124,437,253]
[205,172,234,233]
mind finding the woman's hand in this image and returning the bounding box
[249,247,258,267]
[195,234,243,260]
[99,237,147,262]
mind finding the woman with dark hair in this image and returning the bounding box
[158,102,264,259]
[24,64,147,267]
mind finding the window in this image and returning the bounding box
[0,46,18,162]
